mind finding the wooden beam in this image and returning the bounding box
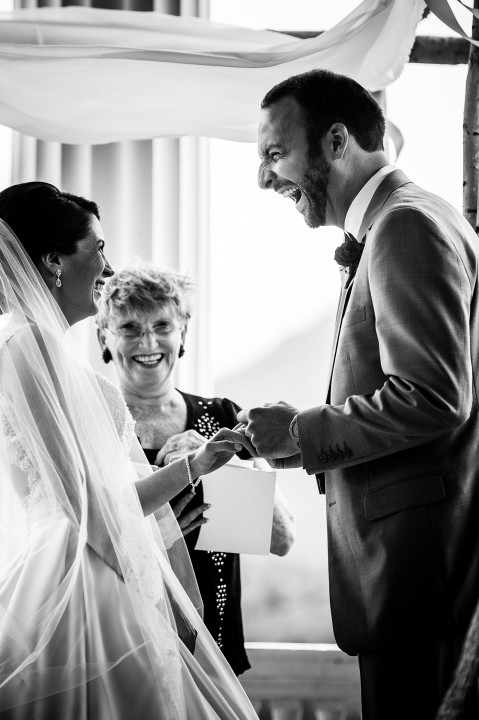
[274,32,469,65]
[409,35,469,64]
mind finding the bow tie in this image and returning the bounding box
[334,232,364,273]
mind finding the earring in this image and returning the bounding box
[102,348,112,364]
[55,269,62,288]
[179,344,185,358]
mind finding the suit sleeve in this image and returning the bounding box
[298,207,475,474]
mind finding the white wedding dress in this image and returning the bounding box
[0,220,258,720]
[0,375,156,718]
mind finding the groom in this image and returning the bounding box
[237,69,479,719]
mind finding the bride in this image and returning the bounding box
[0,181,259,719]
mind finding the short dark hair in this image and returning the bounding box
[0,181,100,265]
[261,69,385,152]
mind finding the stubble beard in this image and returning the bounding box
[302,145,330,229]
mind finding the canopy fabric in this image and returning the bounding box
[0,0,425,144]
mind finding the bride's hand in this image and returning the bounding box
[189,428,256,478]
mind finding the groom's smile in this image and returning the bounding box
[280,186,302,203]
[257,96,331,228]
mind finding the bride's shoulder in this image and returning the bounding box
[0,321,50,372]
[0,318,35,344]
[0,319,59,353]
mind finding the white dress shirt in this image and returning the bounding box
[344,164,396,240]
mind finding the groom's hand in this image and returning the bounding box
[265,454,303,470]
[237,401,299,459]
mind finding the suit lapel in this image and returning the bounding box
[325,277,354,403]
[324,170,412,404]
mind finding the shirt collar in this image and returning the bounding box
[344,164,396,240]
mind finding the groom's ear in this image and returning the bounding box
[326,123,349,160]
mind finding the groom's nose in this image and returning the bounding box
[257,162,275,190]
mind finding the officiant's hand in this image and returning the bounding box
[171,491,210,537]
[155,429,206,467]
[237,401,299,459]
[190,428,257,477]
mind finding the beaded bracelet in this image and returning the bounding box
[184,453,202,493]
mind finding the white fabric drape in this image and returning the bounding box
[0,0,425,144]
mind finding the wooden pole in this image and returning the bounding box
[463,0,479,230]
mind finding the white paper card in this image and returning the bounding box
[195,464,276,555]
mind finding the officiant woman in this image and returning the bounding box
[97,262,295,675]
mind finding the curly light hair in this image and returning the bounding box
[97,261,196,330]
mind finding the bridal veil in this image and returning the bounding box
[0,219,257,719]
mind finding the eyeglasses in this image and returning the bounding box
[107,321,182,340]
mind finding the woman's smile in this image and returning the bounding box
[132,352,165,368]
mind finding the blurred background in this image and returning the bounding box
[0,0,469,644]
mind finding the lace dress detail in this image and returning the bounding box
[94,372,137,455]
[93,375,176,613]
[0,375,137,513]
[0,406,46,512]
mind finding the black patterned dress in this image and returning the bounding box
[142,391,250,676]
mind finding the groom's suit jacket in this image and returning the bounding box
[297,169,479,656]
